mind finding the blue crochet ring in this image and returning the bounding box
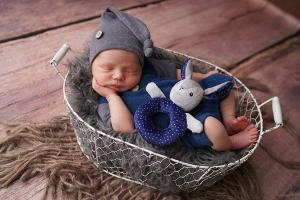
[134,97,187,147]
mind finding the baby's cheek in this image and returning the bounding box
[93,71,108,80]
[129,76,142,87]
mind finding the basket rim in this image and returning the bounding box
[63,46,264,169]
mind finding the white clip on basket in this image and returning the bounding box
[50,43,283,192]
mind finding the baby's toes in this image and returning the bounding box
[250,132,258,140]
[250,127,258,134]
[250,129,258,139]
[237,116,245,122]
[250,136,257,142]
[238,116,246,121]
[243,117,250,124]
[246,124,255,130]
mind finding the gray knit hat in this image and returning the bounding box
[89,6,153,67]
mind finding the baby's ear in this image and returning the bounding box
[181,59,193,80]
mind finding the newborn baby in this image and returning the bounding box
[90,7,258,151]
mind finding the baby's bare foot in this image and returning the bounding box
[229,124,258,150]
[225,116,250,135]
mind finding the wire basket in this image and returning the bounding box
[50,44,283,192]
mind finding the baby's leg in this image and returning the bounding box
[205,116,258,151]
[205,116,232,151]
[221,91,250,135]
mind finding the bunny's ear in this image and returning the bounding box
[181,59,193,80]
[204,81,231,96]
[201,73,234,100]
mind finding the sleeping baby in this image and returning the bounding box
[90,7,257,151]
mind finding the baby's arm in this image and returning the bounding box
[92,78,134,133]
[106,94,134,132]
[176,69,218,81]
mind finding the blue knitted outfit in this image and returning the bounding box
[98,59,233,148]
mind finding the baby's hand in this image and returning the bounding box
[176,69,219,81]
[203,70,218,78]
[92,78,116,98]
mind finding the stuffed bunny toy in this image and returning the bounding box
[134,59,233,147]
[146,60,204,133]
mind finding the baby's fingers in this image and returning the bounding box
[203,70,218,79]
[207,70,218,75]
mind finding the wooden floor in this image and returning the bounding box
[1,0,300,199]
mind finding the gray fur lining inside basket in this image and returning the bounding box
[66,47,250,170]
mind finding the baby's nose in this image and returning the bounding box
[112,70,124,80]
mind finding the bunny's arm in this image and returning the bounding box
[146,82,166,98]
[186,113,203,133]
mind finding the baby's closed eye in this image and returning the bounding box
[100,65,114,71]
[124,66,139,74]
[125,69,138,74]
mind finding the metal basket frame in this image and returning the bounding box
[51,44,283,191]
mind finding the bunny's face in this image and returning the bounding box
[170,79,204,112]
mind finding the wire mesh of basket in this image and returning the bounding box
[50,44,283,192]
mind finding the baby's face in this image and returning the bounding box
[92,49,142,92]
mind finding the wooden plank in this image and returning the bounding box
[0,21,97,121]
[231,36,300,77]
[0,0,160,42]
[137,0,300,67]
[2,0,300,77]
[232,35,300,200]
[268,0,300,20]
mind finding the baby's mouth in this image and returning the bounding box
[109,84,121,90]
